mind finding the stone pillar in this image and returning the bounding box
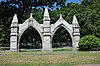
[42,8,52,51]
[10,14,18,52]
[72,15,80,51]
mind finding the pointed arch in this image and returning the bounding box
[19,26,42,49]
[51,18,73,40]
[52,26,72,48]
[51,18,74,49]
[18,18,43,45]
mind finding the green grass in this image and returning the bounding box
[0,51,100,66]
[19,47,73,52]
[53,47,73,51]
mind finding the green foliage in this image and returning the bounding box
[52,27,72,48]
[79,35,100,51]
[0,0,100,48]
[81,0,100,37]
[20,26,42,49]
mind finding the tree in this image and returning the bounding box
[0,0,100,48]
[0,0,67,47]
[81,0,100,37]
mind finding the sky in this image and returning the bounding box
[67,0,81,3]
[0,0,82,3]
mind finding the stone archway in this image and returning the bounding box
[18,14,43,51]
[19,26,42,50]
[10,8,80,52]
[52,26,72,48]
[51,14,74,50]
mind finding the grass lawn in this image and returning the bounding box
[0,50,100,66]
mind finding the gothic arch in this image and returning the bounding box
[52,24,73,39]
[18,18,43,48]
[52,24,73,44]
[51,17,73,43]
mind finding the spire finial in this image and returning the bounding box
[30,13,33,18]
[43,8,50,21]
[72,15,79,27]
[12,14,18,23]
[72,15,78,24]
[60,14,62,19]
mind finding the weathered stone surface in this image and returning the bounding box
[43,8,50,21]
[72,15,80,48]
[10,14,18,52]
[10,8,80,52]
[42,36,52,51]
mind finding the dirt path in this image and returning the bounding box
[76,64,100,66]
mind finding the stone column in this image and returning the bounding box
[10,14,18,52]
[72,15,80,51]
[42,8,52,51]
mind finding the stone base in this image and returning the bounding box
[10,48,17,52]
[42,49,53,52]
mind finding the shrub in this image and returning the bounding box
[78,35,100,51]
